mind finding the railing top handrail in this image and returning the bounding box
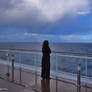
[0,48,92,56]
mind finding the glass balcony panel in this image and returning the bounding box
[20,52,35,87]
[85,58,92,87]
[0,50,10,79]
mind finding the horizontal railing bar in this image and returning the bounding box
[55,54,92,59]
[1,49,92,59]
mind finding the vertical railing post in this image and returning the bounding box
[77,64,81,92]
[84,56,88,92]
[19,53,22,84]
[85,57,88,85]
[56,54,58,92]
[35,54,37,89]
[6,53,10,80]
[11,55,14,82]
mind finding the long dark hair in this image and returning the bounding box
[42,40,49,48]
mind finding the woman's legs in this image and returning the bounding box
[41,65,45,79]
[46,63,50,79]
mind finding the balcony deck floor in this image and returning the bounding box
[0,76,92,92]
[0,62,92,92]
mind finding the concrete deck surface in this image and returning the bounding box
[0,63,92,92]
[0,76,92,92]
[0,79,24,92]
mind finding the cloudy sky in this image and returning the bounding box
[0,0,92,42]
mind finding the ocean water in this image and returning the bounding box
[0,42,92,53]
[0,42,92,77]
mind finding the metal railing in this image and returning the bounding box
[0,49,92,92]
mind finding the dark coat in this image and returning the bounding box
[41,46,51,79]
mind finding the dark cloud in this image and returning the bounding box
[0,0,91,36]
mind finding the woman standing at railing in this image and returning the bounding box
[41,40,51,79]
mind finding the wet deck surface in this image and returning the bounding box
[0,79,24,92]
[0,75,92,92]
[0,63,92,92]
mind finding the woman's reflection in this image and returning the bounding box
[41,79,50,92]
